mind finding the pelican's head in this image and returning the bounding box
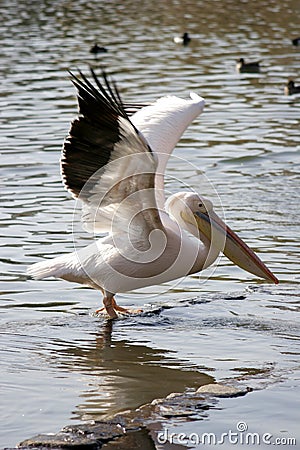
[166,192,278,284]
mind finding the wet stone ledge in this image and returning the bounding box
[7,383,251,450]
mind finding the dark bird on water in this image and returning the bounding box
[291,37,300,46]
[236,58,260,73]
[90,43,108,55]
[174,32,191,46]
[284,80,300,95]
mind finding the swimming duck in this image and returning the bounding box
[174,32,191,46]
[291,37,300,46]
[236,58,260,73]
[90,43,108,55]
[284,80,300,95]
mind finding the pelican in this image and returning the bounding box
[27,69,278,318]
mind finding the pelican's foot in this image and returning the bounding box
[112,299,143,315]
[95,298,142,319]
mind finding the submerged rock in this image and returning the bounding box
[197,382,252,397]
[17,421,142,449]
[14,383,251,449]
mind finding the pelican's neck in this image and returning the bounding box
[161,209,220,275]
[165,195,222,274]
[180,220,220,274]
[189,231,220,274]
[155,173,166,210]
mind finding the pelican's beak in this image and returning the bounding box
[194,210,278,284]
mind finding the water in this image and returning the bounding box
[1,0,299,448]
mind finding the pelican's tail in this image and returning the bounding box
[27,253,81,281]
[27,242,102,289]
[27,250,99,289]
[28,256,66,280]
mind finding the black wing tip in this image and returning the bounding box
[61,67,129,200]
[67,67,129,119]
[67,67,148,117]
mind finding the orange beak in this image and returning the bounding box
[195,210,278,284]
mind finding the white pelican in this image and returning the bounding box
[27,69,278,318]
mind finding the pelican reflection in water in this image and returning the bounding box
[27,69,278,318]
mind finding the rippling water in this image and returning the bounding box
[1,0,300,448]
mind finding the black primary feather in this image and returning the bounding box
[61,69,130,199]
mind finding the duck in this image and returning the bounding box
[291,37,300,46]
[236,58,260,73]
[90,43,108,55]
[173,32,191,46]
[284,80,300,95]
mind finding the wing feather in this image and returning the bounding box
[61,69,205,236]
[131,93,205,208]
[61,69,161,235]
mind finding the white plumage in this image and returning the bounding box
[27,69,278,318]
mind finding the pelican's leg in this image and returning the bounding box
[103,295,119,319]
[95,293,118,319]
[95,293,142,318]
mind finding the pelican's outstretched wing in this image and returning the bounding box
[131,92,205,208]
[61,69,162,235]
